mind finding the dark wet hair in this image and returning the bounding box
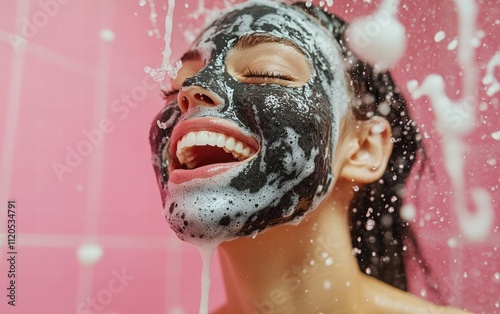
[294,2,422,291]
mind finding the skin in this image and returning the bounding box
[158,2,349,244]
[151,2,472,313]
[213,113,468,314]
[164,47,470,314]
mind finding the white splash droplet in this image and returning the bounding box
[434,31,446,42]
[400,204,416,221]
[323,280,332,290]
[99,29,115,42]
[447,237,458,248]
[447,38,458,50]
[325,257,334,266]
[77,243,104,266]
[345,0,406,72]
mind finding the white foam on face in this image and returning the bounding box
[165,127,320,242]
[164,0,350,242]
[155,2,353,312]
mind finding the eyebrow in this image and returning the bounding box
[234,33,304,54]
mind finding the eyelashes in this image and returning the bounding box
[244,68,296,81]
[161,89,179,100]
[160,67,296,101]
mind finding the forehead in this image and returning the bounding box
[193,1,337,61]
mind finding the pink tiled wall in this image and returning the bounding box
[0,0,498,313]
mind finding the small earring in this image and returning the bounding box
[371,165,377,171]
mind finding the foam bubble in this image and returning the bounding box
[166,127,320,243]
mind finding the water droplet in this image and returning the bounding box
[491,131,500,140]
[323,280,332,290]
[400,204,416,221]
[366,219,375,231]
[493,272,500,282]
[325,257,334,266]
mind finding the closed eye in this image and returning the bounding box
[243,68,296,82]
[161,89,179,101]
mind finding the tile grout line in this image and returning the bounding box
[0,0,30,249]
[75,0,116,309]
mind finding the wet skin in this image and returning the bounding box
[150,1,350,244]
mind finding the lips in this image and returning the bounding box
[168,118,259,182]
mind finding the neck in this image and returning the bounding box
[217,183,360,313]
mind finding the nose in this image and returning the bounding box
[177,86,222,113]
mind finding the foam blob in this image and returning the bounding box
[76,242,104,266]
[345,12,406,72]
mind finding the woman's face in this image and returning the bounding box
[150,1,350,244]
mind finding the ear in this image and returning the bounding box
[338,116,393,184]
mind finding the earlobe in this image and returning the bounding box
[339,116,393,184]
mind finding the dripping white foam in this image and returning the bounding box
[144,0,183,86]
[193,241,221,314]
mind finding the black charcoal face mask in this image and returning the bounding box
[149,0,350,245]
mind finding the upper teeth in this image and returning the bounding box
[176,130,254,168]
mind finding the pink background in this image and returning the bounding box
[0,0,498,313]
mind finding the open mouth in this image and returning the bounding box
[175,130,257,169]
[170,121,258,170]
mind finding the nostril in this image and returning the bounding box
[181,96,189,111]
[194,93,215,105]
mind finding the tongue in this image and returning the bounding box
[185,146,237,169]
